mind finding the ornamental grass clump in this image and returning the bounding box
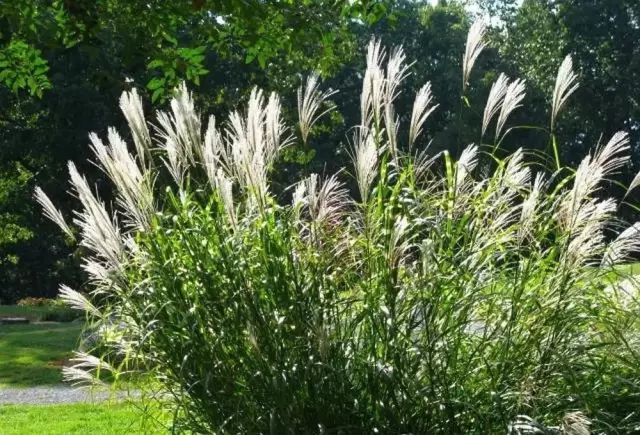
[38,23,640,433]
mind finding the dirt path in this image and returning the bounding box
[0,386,140,405]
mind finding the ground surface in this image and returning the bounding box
[0,386,140,405]
[0,322,82,387]
[0,402,165,435]
[0,309,165,433]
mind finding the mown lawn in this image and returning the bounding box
[1,308,168,433]
[0,402,167,434]
[0,322,83,387]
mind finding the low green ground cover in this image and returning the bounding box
[1,308,168,433]
[0,402,167,434]
[0,322,82,387]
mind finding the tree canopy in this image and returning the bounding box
[2,0,639,302]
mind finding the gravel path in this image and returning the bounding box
[0,386,140,405]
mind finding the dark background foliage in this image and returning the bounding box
[1,0,639,302]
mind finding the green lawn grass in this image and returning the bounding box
[0,322,83,387]
[1,310,168,432]
[0,402,167,434]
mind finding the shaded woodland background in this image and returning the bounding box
[1,0,639,302]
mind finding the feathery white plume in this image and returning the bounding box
[559,132,629,225]
[62,366,104,387]
[297,73,337,144]
[414,148,442,182]
[81,259,114,292]
[551,55,579,130]
[119,88,151,166]
[292,180,307,210]
[68,351,115,373]
[384,46,411,157]
[63,351,114,387]
[563,132,629,222]
[409,82,438,148]
[155,83,202,185]
[386,108,400,159]
[520,173,545,237]
[203,115,222,188]
[34,187,75,239]
[462,20,487,91]
[361,39,386,127]
[352,130,378,203]
[385,46,410,106]
[503,148,531,188]
[482,73,509,138]
[156,111,186,185]
[568,198,616,250]
[602,222,640,266]
[388,216,411,269]
[68,161,124,269]
[221,87,288,204]
[267,91,292,155]
[59,285,100,316]
[593,131,630,176]
[226,90,267,198]
[456,144,479,190]
[215,169,236,228]
[626,169,640,197]
[303,173,349,225]
[90,129,154,231]
[291,178,308,227]
[561,411,591,435]
[170,82,202,162]
[496,79,526,139]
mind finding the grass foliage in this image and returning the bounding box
[0,402,166,435]
[38,24,640,433]
[0,323,82,387]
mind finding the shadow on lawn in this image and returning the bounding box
[0,323,83,387]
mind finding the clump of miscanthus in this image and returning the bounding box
[37,21,640,434]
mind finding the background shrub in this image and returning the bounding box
[5,297,82,322]
[16,297,52,307]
